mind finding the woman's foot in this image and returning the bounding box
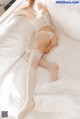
[18,99,35,119]
[49,63,59,81]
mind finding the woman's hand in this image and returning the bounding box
[13,1,28,16]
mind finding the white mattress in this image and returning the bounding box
[0,0,80,119]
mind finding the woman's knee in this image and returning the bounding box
[29,50,43,68]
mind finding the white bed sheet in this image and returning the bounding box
[0,0,80,119]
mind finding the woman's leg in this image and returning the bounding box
[18,50,43,119]
[18,31,59,119]
[18,33,49,119]
[39,57,59,81]
[18,56,58,119]
[38,34,59,81]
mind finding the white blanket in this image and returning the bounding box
[0,0,80,119]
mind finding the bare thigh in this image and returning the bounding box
[44,34,58,53]
[34,31,52,54]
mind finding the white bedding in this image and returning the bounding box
[0,0,80,119]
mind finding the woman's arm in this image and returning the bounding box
[37,0,48,13]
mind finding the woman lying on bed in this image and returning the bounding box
[14,0,59,118]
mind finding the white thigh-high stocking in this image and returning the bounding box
[18,50,42,119]
[27,50,43,102]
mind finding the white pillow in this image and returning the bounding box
[46,0,80,40]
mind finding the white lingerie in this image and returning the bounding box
[12,10,55,60]
[30,12,55,41]
[28,11,55,54]
[14,10,55,41]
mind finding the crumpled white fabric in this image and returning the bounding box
[0,0,80,119]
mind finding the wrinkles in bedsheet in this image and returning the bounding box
[0,33,80,119]
[0,15,34,85]
[0,0,80,119]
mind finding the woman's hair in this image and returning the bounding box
[28,0,35,6]
[20,0,35,9]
